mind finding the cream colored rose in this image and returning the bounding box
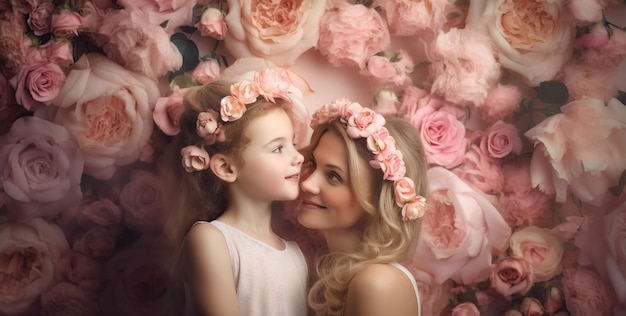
[48,53,160,180]
[0,218,69,315]
[466,0,575,86]
[223,0,328,66]
[509,226,564,281]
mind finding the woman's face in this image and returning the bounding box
[296,131,369,233]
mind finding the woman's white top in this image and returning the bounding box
[185,220,308,316]
[390,262,422,316]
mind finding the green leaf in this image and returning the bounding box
[609,169,626,196]
[535,81,569,105]
[170,32,200,72]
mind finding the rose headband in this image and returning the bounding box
[310,98,427,221]
[181,68,294,173]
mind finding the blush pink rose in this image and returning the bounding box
[466,0,575,86]
[75,198,123,234]
[317,1,391,69]
[37,40,73,68]
[372,0,453,36]
[454,144,504,195]
[509,226,564,281]
[604,201,626,305]
[27,1,54,36]
[12,61,65,111]
[191,58,221,84]
[83,7,182,79]
[72,226,117,260]
[428,27,501,107]
[561,267,614,316]
[119,169,165,233]
[0,218,69,315]
[363,54,410,90]
[180,145,211,173]
[417,106,468,168]
[220,95,247,121]
[196,7,226,40]
[51,9,83,38]
[346,107,385,138]
[480,120,522,158]
[224,0,327,66]
[480,84,523,123]
[524,98,626,205]
[49,53,160,180]
[40,282,98,316]
[153,86,189,136]
[0,116,83,221]
[116,0,195,33]
[562,61,619,103]
[412,167,511,284]
[451,302,480,316]
[99,236,170,316]
[57,251,104,293]
[490,256,534,300]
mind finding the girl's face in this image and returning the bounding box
[235,109,303,202]
[297,131,369,233]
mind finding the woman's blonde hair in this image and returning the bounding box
[304,117,428,316]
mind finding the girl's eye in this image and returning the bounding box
[272,146,284,153]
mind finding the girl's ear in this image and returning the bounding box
[209,153,237,183]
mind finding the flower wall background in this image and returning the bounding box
[1,0,626,315]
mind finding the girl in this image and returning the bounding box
[297,98,428,316]
[161,68,308,316]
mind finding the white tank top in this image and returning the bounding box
[185,220,308,316]
[390,262,422,316]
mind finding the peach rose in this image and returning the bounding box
[51,9,83,38]
[49,53,160,180]
[191,58,221,84]
[509,226,564,281]
[180,145,211,173]
[0,116,83,221]
[99,236,170,316]
[0,218,69,315]
[220,95,247,121]
[224,0,327,66]
[12,61,65,111]
[412,167,511,284]
[524,98,626,205]
[372,0,453,36]
[119,169,165,233]
[40,282,97,316]
[153,86,189,136]
[317,1,391,69]
[196,7,227,40]
[604,201,626,305]
[451,302,480,316]
[466,0,575,86]
[490,256,534,300]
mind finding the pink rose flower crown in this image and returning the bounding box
[180,67,294,172]
[311,98,427,221]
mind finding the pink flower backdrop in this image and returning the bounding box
[1,0,626,315]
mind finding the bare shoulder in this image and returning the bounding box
[344,264,418,316]
[185,221,225,247]
[183,222,230,268]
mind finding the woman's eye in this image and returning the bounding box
[327,171,342,183]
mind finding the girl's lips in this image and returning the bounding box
[301,199,325,209]
[285,173,300,182]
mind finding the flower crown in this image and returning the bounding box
[310,98,427,221]
[181,68,294,173]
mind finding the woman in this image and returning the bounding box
[297,98,429,316]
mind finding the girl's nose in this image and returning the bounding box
[293,151,304,165]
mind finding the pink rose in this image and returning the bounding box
[51,9,83,38]
[577,24,626,68]
[544,286,565,314]
[372,0,453,36]
[192,58,221,84]
[428,27,501,107]
[180,145,211,173]
[99,236,170,316]
[12,61,65,111]
[57,251,104,293]
[317,1,391,69]
[0,116,83,221]
[224,0,327,66]
[220,95,247,121]
[72,226,117,260]
[417,106,468,169]
[562,61,619,103]
[363,54,410,90]
[524,98,626,205]
[49,53,160,180]
[40,282,98,316]
[520,297,545,316]
[83,7,183,79]
[196,7,226,40]
[550,216,591,241]
[604,202,626,305]
[346,107,385,138]
[412,167,511,284]
[509,226,564,281]
[561,267,614,316]
[372,151,406,182]
[27,1,54,36]
[37,40,73,68]
[116,0,195,33]
[75,198,123,233]
[254,67,293,101]
[153,86,189,136]
[401,195,427,221]
[490,256,534,300]
[394,177,417,204]
[466,0,575,86]
[480,120,522,158]
[454,144,504,195]
[451,302,480,316]
[0,218,69,315]
[230,79,260,104]
[119,169,165,233]
[480,84,522,123]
